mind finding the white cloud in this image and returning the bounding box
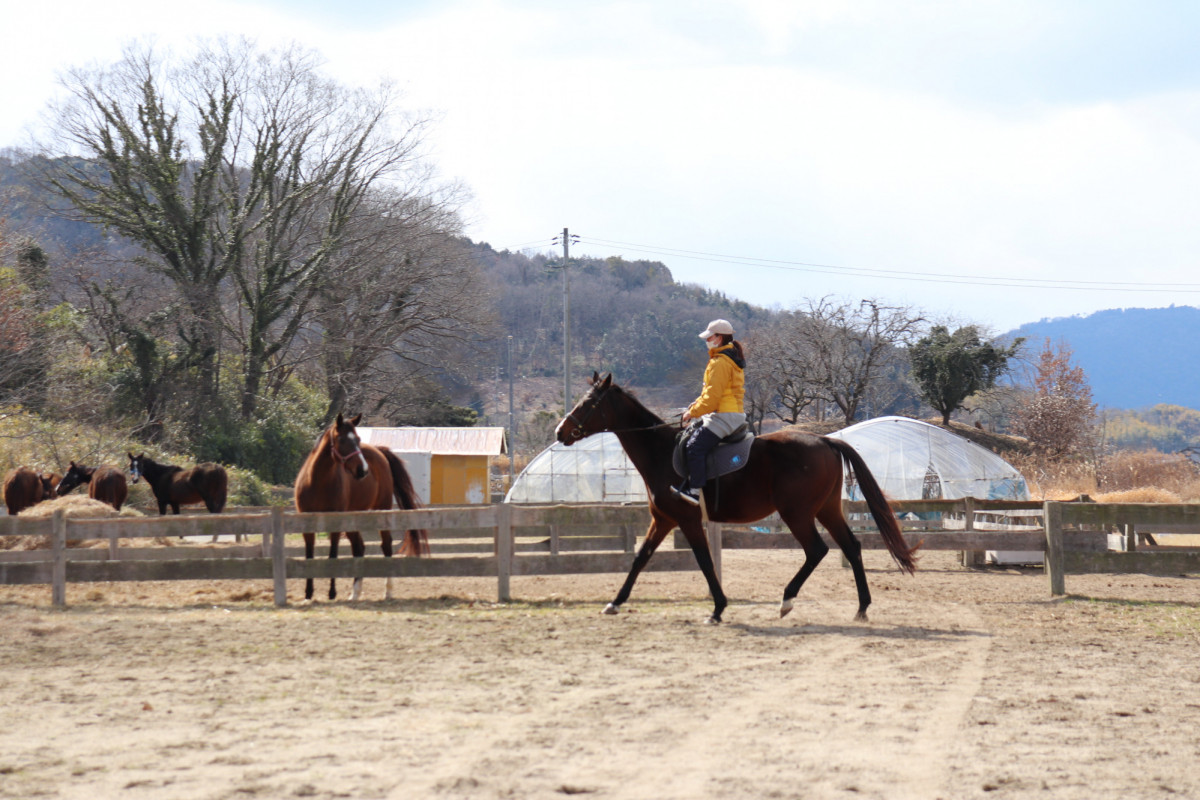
[4,0,1200,330]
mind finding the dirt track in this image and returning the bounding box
[1,550,1199,800]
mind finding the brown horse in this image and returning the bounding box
[4,467,48,515]
[555,373,918,624]
[56,461,129,511]
[127,454,228,515]
[294,413,429,602]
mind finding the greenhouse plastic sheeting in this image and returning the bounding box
[505,417,1028,505]
[505,433,648,504]
[827,416,1029,501]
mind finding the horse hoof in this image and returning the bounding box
[602,603,619,615]
[779,599,794,618]
[854,610,868,622]
[705,615,722,625]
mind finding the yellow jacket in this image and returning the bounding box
[687,344,745,417]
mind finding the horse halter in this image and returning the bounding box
[330,433,364,473]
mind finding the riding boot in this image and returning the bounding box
[685,426,722,490]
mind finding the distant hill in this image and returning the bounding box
[1005,306,1200,410]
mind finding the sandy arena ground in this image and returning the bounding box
[1,549,1199,800]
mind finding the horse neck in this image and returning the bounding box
[606,393,676,480]
[140,458,174,481]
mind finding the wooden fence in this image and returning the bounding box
[2,499,1198,606]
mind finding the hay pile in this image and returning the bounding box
[2,495,149,550]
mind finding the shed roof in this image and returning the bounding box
[357,427,507,456]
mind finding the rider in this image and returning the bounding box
[671,319,746,506]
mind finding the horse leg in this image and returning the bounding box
[304,532,316,601]
[328,531,342,601]
[778,509,829,619]
[605,513,673,615]
[347,532,366,601]
[817,502,872,621]
[380,531,394,600]
[677,518,728,624]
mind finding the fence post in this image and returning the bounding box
[271,507,287,608]
[960,497,984,566]
[1044,501,1065,596]
[496,503,513,603]
[1123,523,1137,552]
[707,521,722,583]
[52,509,67,608]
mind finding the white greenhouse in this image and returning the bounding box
[827,416,1029,502]
[504,433,649,504]
[505,416,1029,506]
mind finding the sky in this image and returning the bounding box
[3,0,1200,333]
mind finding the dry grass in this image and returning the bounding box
[1011,449,1200,502]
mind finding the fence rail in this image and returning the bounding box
[3,499,1199,606]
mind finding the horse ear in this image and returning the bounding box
[592,370,600,384]
[349,413,362,427]
[601,372,612,389]
[335,412,344,426]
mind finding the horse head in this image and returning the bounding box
[128,453,143,484]
[556,371,615,445]
[56,461,90,496]
[40,471,62,498]
[330,413,369,479]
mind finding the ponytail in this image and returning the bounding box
[717,333,746,361]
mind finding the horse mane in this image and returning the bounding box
[604,380,666,429]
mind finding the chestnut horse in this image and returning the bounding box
[294,413,429,602]
[555,373,918,624]
[4,467,51,515]
[56,461,129,511]
[128,454,228,515]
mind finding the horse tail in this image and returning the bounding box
[823,437,919,574]
[379,447,430,556]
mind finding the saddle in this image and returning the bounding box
[672,423,755,483]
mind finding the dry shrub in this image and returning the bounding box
[1008,449,1200,502]
[2,495,146,551]
[1007,453,1097,500]
[1096,450,1200,499]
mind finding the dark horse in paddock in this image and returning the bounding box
[56,461,129,511]
[294,413,429,602]
[556,373,918,624]
[127,453,228,515]
[3,467,58,515]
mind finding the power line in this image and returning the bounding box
[573,235,1200,294]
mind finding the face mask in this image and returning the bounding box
[706,336,721,348]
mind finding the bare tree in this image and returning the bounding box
[33,38,443,427]
[1013,338,1096,456]
[749,313,822,425]
[791,297,925,425]
[304,187,494,424]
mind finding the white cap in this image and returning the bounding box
[699,319,734,339]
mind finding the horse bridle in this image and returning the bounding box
[565,383,683,440]
[564,384,612,441]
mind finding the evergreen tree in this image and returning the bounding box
[910,325,1023,425]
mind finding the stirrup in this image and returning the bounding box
[671,485,700,506]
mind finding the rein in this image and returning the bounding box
[566,384,684,438]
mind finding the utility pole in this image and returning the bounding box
[507,335,515,490]
[554,227,579,415]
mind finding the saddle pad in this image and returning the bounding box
[673,432,755,481]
